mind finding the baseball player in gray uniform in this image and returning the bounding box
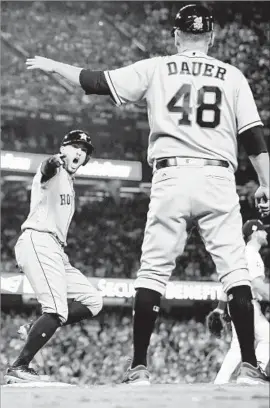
[26,4,270,385]
[207,219,270,384]
[5,130,103,384]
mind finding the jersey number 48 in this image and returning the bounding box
[167,84,221,128]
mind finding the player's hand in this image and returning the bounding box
[26,56,57,73]
[50,154,66,167]
[255,185,270,218]
[206,309,227,338]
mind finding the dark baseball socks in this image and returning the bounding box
[227,285,257,367]
[131,288,161,369]
[12,302,92,367]
[63,300,93,325]
[12,312,61,368]
[130,285,257,371]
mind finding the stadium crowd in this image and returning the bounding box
[1,185,270,280]
[0,309,234,385]
[2,306,269,385]
[1,1,270,156]
[1,1,270,388]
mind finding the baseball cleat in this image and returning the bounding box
[236,362,270,385]
[122,364,151,385]
[17,321,33,341]
[5,365,41,384]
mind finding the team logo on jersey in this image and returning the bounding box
[60,194,72,205]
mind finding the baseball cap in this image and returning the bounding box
[242,219,269,240]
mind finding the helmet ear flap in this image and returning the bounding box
[83,155,90,166]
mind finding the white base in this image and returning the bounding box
[128,380,151,386]
[3,377,74,387]
[236,377,267,385]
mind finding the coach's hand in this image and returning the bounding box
[206,309,227,338]
[255,185,270,218]
[26,56,57,73]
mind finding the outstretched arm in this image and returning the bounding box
[41,154,65,182]
[26,56,83,85]
[26,55,154,103]
[26,56,112,96]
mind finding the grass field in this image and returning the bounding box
[2,383,269,408]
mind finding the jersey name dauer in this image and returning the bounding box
[105,50,262,170]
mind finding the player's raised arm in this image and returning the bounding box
[40,154,65,182]
[26,56,83,86]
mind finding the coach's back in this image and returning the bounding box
[107,51,262,170]
[147,51,261,169]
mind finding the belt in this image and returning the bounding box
[24,229,65,248]
[51,233,65,249]
[155,157,229,170]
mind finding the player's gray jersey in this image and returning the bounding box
[105,50,262,170]
[21,165,75,245]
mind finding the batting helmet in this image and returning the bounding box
[171,4,213,37]
[242,219,269,242]
[61,130,94,165]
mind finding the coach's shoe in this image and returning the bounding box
[122,365,150,385]
[236,362,270,385]
[5,365,41,384]
[18,321,33,341]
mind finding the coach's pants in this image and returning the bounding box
[15,230,103,324]
[135,164,250,295]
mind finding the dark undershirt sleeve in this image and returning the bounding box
[79,69,115,101]
[40,158,58,183]
[238,126,268,156]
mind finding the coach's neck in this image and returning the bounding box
[175,31,213,55]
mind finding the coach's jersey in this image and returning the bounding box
[105,50,262,170]
[21,165,75,245]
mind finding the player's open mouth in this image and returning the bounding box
[73,158,79,164]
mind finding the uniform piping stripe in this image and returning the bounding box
[176,54,214,60]
[104,71,122,106]
[30,231,58,314]
[238,121,263,134]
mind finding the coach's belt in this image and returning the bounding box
[155,157,229,170]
